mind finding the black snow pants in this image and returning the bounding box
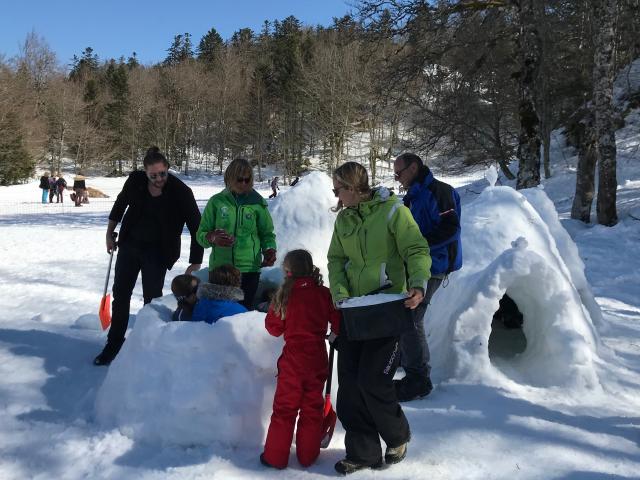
[336,334,410,465]
[107,242,167,348]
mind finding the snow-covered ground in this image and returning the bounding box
[1,112,639,479]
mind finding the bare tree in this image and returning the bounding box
[513,0,542,190]
[592,0,618,226]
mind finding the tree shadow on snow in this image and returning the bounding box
[0,328,108,425]
[403,383,640,470]
[0,210,110,229]
[554,472,635,480]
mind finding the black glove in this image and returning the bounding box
[328,332,345,352]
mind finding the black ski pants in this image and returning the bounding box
[336,335,410,465]
[240,271,260,309]
[108,242,166,347]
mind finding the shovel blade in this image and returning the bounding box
[320,398,337,449]
[99,294,112,331]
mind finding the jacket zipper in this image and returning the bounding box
[232,202,240,266]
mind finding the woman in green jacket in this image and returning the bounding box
[327,162,431,475]
[197,158,277,308]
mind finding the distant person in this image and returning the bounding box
[197,158,277,309]
[39,172,49,204]
[260,249,340,470]
[48,175,57,203]
[72,175,87,207]
[55,176,67,203]
[93,146,204,366]
[269,176,279,198]
[290,176,300,187]
[393,152,462,402]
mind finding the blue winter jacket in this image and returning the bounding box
[403,167,462,276]
[192,282,247,324]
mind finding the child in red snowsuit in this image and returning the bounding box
[261,249,340,469]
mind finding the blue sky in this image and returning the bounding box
[0,0,354,67]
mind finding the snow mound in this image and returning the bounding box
[429,185,602,390]
[95,303,281,447]
[266,172,337,280]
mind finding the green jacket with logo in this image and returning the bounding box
[327,188,431,302]
[197,188,277,273]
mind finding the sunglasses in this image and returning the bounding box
[174,284,198,303]
[236,176,251,184]
[394,164,411,180]
[147,170,168,180]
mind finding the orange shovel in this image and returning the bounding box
[320,343,337,448]
[99,233,117,330]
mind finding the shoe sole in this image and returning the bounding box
[385,452,407,465]
[335,460,387,475]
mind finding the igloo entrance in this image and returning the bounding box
[488,293,527,360]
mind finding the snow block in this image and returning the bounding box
[264,171,337,281]
[428,185,602,389]
[95,304,280,447]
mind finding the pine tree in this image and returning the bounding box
[69,47,99,81]
[198,28,224,66]
[105,61,130,173]
[0,113,34,185]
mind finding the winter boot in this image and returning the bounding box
[260,453,285,470]
[334,458,385,475]
[93,340,124,366]
[385,442,408,465]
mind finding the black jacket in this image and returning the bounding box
[109,171,204,269]
[39,176,49,189]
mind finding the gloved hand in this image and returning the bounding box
[206,229,235,247]
[261,248,277,267]
[327,331,345,352]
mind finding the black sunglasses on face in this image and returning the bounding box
[174,284,198,303]
[394,164,411,180]
[147,171,168,180]
[236,177,251,184]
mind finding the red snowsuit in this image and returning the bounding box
[262,277,340,468]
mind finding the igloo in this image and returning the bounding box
[427,185,603,390]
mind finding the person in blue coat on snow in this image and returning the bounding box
[172,264,247,324]
[393,152,463,402]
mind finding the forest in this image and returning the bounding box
[1,0,638,226]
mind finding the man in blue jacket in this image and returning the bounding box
[393,153,462,401]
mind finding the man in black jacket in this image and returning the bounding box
[94,147,204,365]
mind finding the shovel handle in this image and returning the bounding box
[102,232,117,296]
[325,343,335,396]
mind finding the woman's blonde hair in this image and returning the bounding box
[224,158,254,189]
[271,249,323,319]
[331,161,371,212]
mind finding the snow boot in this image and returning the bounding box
[260,453,285,470]
[385,442,407,465]
[93,340,123,366]
[334,458,385,475]
[394,376,433,402]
